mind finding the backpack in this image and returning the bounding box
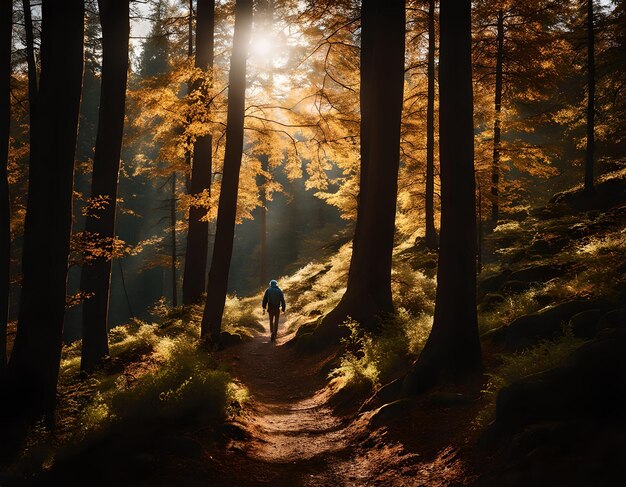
[265,287,283,309]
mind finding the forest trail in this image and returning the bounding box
[211,310,477,486]
[217,311,363,485]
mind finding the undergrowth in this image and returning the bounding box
[13,300,250,477]
[572,227,626,298]
[478,278,584,334]
[79,338,247,434]
[280,242,437,336]
[149,295,263,339]
[477,331,586,425]
[329,310,432,393]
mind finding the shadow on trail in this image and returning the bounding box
[216,312,358,485]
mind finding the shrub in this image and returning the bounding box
[391,264,436,314]
[329,319,381,390]
[329,310,433,393]
[108,326,129,344]
[79,339,246,435]
[493,221,522,233]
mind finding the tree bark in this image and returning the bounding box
[182,0,215,305]
[79,0,130,373]
[8,0,84,421]
[200,0,252,342]
[170,171,178,307]
[491,8,504,224]
[0,0,12,377]
[22,0,37,111]
[585,0,595,194]
[425,0,438,249]
[476,177,483,273]
[403,0,481,395]
[311,0,405,344]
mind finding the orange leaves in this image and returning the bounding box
[70,232,129,266]
[82,195,114,218]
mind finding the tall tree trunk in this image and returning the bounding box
[310,0,406,344]
[80,0,130,373]
[200,0,252,342]
[425,0,438,249]
[22,0,37,110]
[476,176,482,273]
[585,0,595,194]
[188,0,193,60]
[22,0,38,201]
[182,0,215,305]
[0,0,12,377]
[170,171,178,307]
[403,0,481,395]
[8,0,84,421]
[491,8,504,224]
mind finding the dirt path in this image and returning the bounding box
[202,311,480,486]
[216,312,362,485]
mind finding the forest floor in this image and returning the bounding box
[151,309,488,487]
[5,172,625,487]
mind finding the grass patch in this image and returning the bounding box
[147,295,263,339]
[13,302,249,478]
[493,221,522,233]
[78,339,245,435]
[477,331,586,425]
[478,274,601,335]
[479,285,548,335]
[281,241,437,336]
[577,228,626,256]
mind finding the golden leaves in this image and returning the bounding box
[70,232,130,266]
[82,195,113,218]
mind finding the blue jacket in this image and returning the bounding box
[262,280,286,311]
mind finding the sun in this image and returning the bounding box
[250,34,275,62]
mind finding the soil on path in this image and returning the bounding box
[214,313,362,485]
[193,311,482,486]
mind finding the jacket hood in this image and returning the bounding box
[269,280,278,288]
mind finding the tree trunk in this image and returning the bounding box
[403,0,481,395]
[188,0,193,60]
[22,0,37,110]
[585,0,595,194]
[170,171,178,307]
[200,0,252,343]
[311,0,405,344]
[425,0,438,249]
[491,8,504,224]
[477,177,483,273]
[79,0,129,373]
[0,0,12,377]
[8,0,84,421]
[182,0,215,305]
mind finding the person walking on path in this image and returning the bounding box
[262,280,286,341]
